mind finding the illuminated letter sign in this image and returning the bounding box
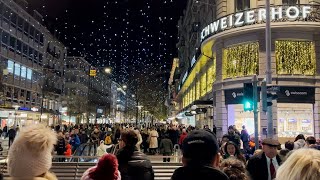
[200,6,312,41]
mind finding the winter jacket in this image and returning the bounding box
[97,144,107,157]
[116,146,154,180]
[64,144,72,157]
[56,137,66,155]
[70,135,81,147]
[160,138,173,154]
[80,133,89,144]
[171,165,229,180]
[178,132,188,145]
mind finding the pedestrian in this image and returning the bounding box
[81,154,121,180]
[240,125,250,153]
[246,138,281,180]
[160,134,173,162]
[223,141,246,164]
[223,126,241,147]
[64,144,72,157]
[178,129,187,148]
[70,133,80,153]
[134,128,143,151]
[148,127,159,155]
[171,130,229,180]
[91,128,100,155]
[293,134,306,149]
[97,140,107,157]
[2,125,7,138]
[116,129,154,180]
[7,124,58,180]
[80,130,89,144]
[7,126,16,148]
[56,131,66,162]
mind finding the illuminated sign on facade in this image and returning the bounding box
[201,6,312,41]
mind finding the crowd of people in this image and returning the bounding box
[3,123,320,180]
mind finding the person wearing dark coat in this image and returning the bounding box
[79,131,89,144]
[171,130,229,180]
[223,126,241,147]
[160,134,173,162]
[247,138,282,180]
[56,131,66,162]
[7,127,16,148]
[116,129,154,180]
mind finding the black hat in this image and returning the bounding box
[182,130,219,162]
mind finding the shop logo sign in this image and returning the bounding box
[232,92,243,98]
[284,90,307,96]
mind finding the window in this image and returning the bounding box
[7,60,14,74]
[27,68,32,80]
[2,31,9,45]
[34,50,38,60]
[26,91,31,101]
[28,47,33,59]
[35,30,40,43]
[9,36,16,50]
[276,40,315,75]
[282,0,299,6]
[10,12,17,27]
[17,40,22,53]
[23,43,28,55]
[21,65,27,78]
[29,26,35,38]
[235,0,250,12]
[23,21,29,35]
[3,6,10,22]
[40,33,44,45]
[223,42,259,79]
[18,16,23,30]
[14,63,20,76]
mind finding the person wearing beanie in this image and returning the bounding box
[171,130,229,180]
[7,124,58,180]
[81,154,121,180]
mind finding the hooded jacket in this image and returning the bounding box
[171,165,229,180]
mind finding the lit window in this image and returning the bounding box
[7,60,14,73]
[14,63,20,76]
[21,66,26,78]
[27,68,32,80]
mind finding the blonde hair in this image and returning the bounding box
[277,148,320,180]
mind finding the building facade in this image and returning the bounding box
[111,81,126,123]
[0,0,66,127]
[63,56,91,124]
[176,0,320,142]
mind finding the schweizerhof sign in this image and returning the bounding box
[201,6,312,41]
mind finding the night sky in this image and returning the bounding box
[27,0,187,90]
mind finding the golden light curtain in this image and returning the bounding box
[201,72,207,97]
[196,80,200,99]
[276,40,316,75]
[207,59,216,93]
[223,42,259,79]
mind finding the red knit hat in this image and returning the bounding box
[89,154,119,180]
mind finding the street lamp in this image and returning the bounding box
[104,67,112,74]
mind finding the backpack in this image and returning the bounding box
[105,135,112,145]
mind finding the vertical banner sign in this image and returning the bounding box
[89,69,97,77]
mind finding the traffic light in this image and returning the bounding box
[261,80,278,112]
[243,83,253,111]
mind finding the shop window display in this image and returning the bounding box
[196,80,200,99]
[278,103,313,141]
[222,42,259,79]
[207,60,216,93]
[276,40,316,75]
